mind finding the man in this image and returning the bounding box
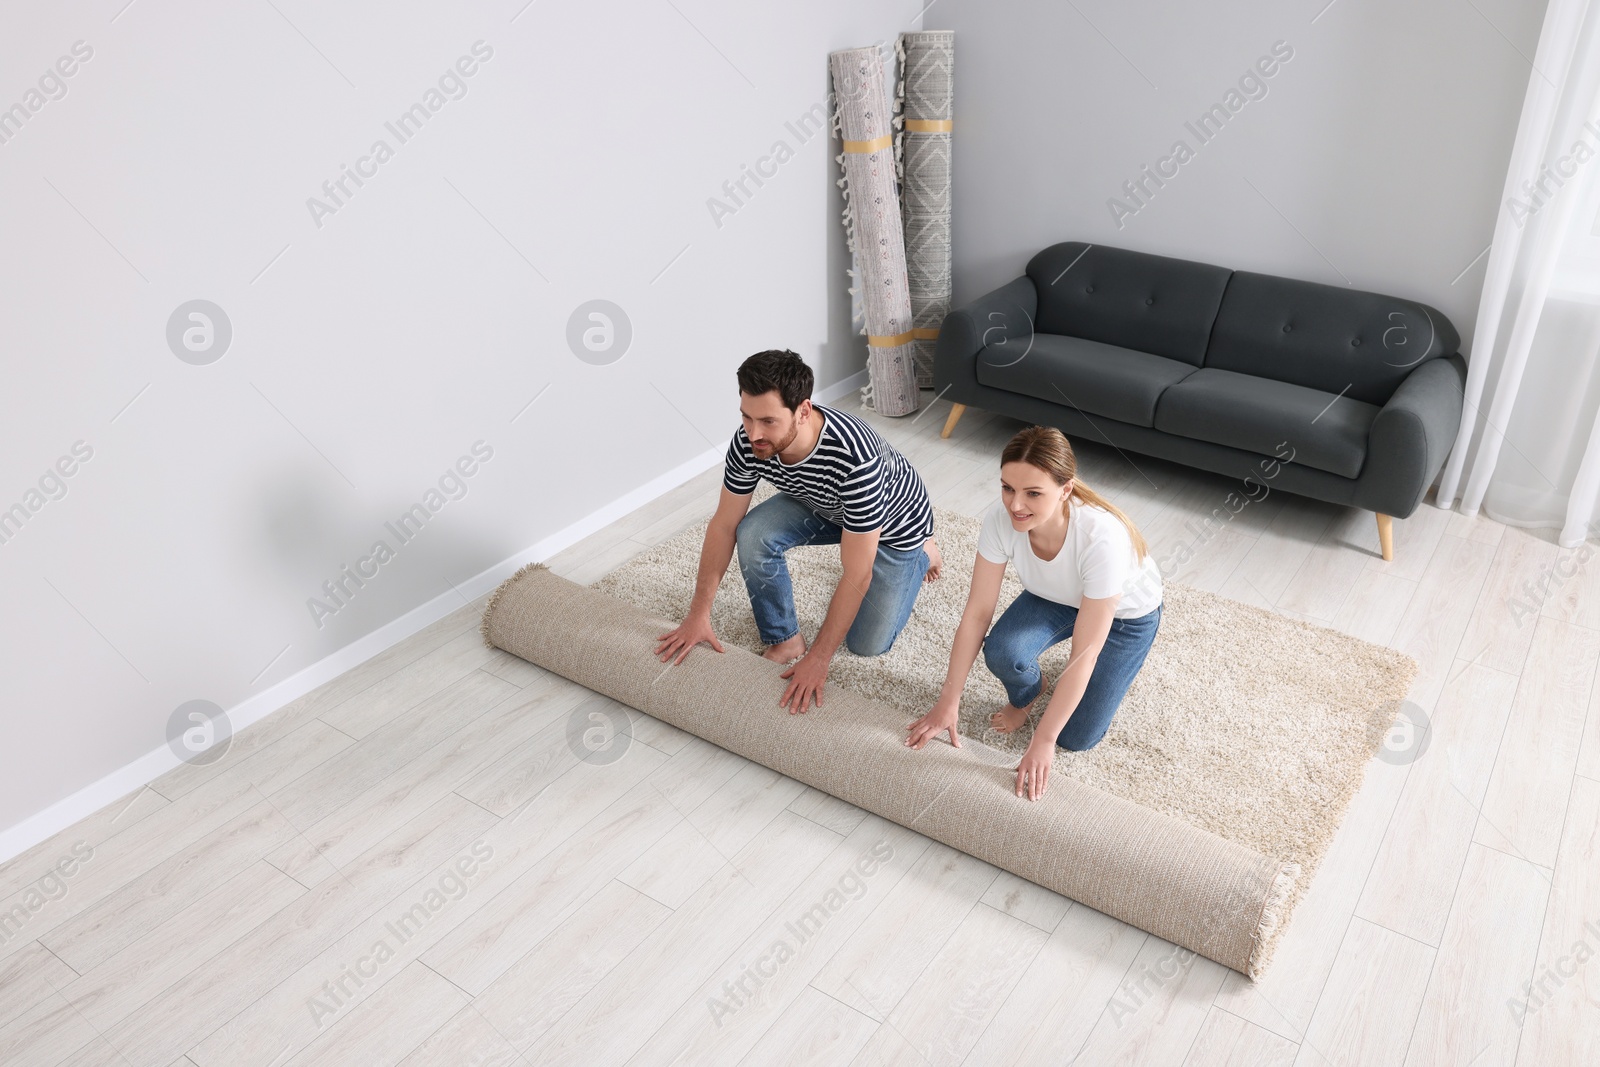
[655,349,942,713]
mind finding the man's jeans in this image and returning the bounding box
[735,491,930,656]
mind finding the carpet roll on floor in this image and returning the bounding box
[481,563,1299,979]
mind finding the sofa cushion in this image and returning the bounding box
[1025,242,1232,366]
[1205,271,1460,406]
[976,332,1198,428]
[1154,368,1380,479]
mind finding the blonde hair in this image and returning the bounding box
[1000,426,1149,561]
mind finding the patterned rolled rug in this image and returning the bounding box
[481,484,1418,979]
[830,46,921,417]
[895,31,954,391]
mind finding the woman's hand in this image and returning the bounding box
[923,537,943,582]
[655,613,724,665]
[905,696,961,749]
[1014,737,1054,800]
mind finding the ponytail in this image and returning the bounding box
[1066,483,1149,562]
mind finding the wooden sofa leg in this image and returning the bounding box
[941,403,966,439]
[1376,513,1394,562]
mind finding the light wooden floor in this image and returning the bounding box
[2,391,1597,1067]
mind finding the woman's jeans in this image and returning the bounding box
[982,590,1162,751]
[736,491,930,656]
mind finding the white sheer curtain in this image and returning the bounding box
[1436,0,1600,547]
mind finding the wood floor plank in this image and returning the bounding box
[1067,935,1230,1067]
[1217,499,1336,610]
[281,961,467,1067]
[1364,500,1453,583]
[1213,755,1412,1043]
[960,904,1146,1067]
[266,675,560,877]
[1472,617,1598,869]
[149,600,486,801]
[1513,773,1600,1066]
[521,810,846,1067]
[1292,917,1434,1067]
[268,669,517,833]
[1328,570,1418,647]
[849,901,1048,1067]
[0,995,99,1067]
[809,842,996,1021]
[393,1002,524,1067]
[0,786,169,899]
[0,774,262,966]
[788,787,869,837]
[0,940,76,1030]
[632,818,930,1066]
[472,879,669,1053]
[737,985,878,1067]
[196,755,671,1067]
[1400,843,1550,1067]
[977,870,1072,933]
[419,765,679,997]
[1277,507,1376,621]
[63,860,304,1033]
[318,627,501,740]
[1456,526,1559,676]
[43,800,299,973]
[1183,1007,1299,1067]
[1355,663,1520,945]
[451,692,591,816]
[1388,535,1498,709]
[102,794,496,1067]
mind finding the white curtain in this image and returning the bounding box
[1436,0,1600,547]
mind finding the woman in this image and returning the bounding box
[905,426,1163,801]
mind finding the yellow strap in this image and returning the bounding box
[911,327,940,340]
[867,330,915,347]
[904,119,952,133]
[842,134,893,153]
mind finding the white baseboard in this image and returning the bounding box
[0,368,870,864]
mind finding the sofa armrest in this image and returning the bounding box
[933,276,1039,399]
[1356,355,1466,517]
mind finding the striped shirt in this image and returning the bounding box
[723,403,934,552]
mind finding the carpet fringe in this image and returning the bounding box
[1246,860,1301,980]
[478,560,551,648]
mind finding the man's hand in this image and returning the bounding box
[905,698,961,749]
[778,651,829,714]
[655,614,725,665]
[924,536,943,582]
[1014,737,1054,801]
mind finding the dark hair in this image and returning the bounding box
[736,349,813,412]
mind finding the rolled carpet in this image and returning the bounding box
[480,562,1299,979]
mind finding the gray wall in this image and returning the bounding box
[932,0,1545,348]
[0,0,911,842]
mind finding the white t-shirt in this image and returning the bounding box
[976,498,1163,618]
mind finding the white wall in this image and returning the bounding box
[932,0,1545,350]
[0,0,917,847]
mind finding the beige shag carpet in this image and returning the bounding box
[594,483,1418,937]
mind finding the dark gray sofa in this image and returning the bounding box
[934,241,1467,561]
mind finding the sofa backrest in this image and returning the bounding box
[1204,271,1460,405]
[1026,242,1231,367]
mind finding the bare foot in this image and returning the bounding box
[923,536,942,581]
[763,633,806,664]
[990,701,1032,733]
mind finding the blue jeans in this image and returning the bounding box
[982,590,1162,751]
[735,491,930,656]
